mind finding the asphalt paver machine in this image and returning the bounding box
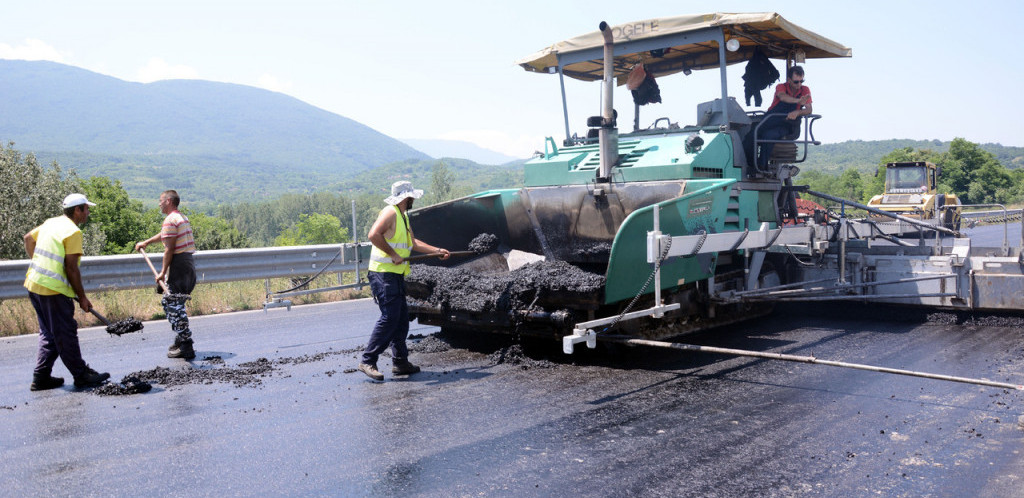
[406,13,1024,348]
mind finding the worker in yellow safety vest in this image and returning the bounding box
[358,181,449,381]
[23,193,110,391]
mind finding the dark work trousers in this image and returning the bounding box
[754,101,800,169]
[30,291,89,378]
[362,271,410,366]
[161,252,196,341]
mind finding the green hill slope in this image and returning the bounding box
[0,59,429,203]
[803,139,1024,174]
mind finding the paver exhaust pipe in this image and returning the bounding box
[597,21,618,181]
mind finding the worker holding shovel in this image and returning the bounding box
[23,193,110,391]
[135,190,197,360]
[359,181,450,381]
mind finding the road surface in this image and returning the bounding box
[2,295,1023,496]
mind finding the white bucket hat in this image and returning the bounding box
[384,181,424,205]
[62,193,96,209]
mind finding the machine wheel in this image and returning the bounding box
[942,206,961,233]
[942,208,956,231]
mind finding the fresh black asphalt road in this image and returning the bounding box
[2,223,1023,496]
[2,296,1023,496]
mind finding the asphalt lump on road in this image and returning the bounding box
[488,343,556,369]
[91,348,367,394]
[94,375,153,396]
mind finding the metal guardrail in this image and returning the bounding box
[0,243,373,301]
[960,208,1023,222]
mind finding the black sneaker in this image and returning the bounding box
[74,369,110,388]
[30,374,64,391]
[168,339,196,360]
[358,363,384,381]
[392,359,421,376]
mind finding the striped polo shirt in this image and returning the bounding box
[161,211,196,254]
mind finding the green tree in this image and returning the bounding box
[941,138,1014,205]
[0,143,88,259]
[796,170,837,197]
[180,209,250,250]
[427,160,455,205]
[80,176,149,254]
[837,168,865,203]
[274,213,349,246]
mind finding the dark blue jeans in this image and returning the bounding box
[30,292,89,378]
[362,271,410,365]
[756,113,796,169]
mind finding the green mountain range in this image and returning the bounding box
[0,59,429,204]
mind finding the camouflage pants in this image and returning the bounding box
[161,293,192,341]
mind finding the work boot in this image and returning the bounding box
[74,368,110,389]
[168,338,196,360]
[358,363,384,381]
[392,359,421,376]
[30,374,65,391]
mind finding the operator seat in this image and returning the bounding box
[770,129,800,165]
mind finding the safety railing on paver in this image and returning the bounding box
[0,243,373,301]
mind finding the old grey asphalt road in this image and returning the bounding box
[2,296,1024,496]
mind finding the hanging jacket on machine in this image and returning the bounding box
[627,64,662,106]
[742,46,780,107]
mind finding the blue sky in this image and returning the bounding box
[2,0,1022,157]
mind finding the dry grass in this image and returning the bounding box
[0,274,371,337]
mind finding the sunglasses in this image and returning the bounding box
[791,79,804,84]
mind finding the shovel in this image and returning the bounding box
[138,248,170,295]
[79,299,144,336]
[403,250,476,263]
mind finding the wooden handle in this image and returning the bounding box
[138,248,169,293]
[404,250,476,262]
[75,297,110,325]
[89,308,112,326]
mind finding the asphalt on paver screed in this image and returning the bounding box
[408,259,605,368]
[407,260,605,314]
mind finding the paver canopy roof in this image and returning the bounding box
[517,12,852,82]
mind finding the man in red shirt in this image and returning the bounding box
[754,65,812,170]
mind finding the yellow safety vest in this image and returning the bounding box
[368,205,412,276]
[24,216,80,298]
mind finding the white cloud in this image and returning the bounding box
[0,38,68,62]
[436,129,544,159]
[255,73,293,93]
[135,57,199,83]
